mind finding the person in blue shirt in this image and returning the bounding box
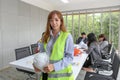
[33,10,74,80]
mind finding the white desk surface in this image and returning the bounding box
[10,52,88,80]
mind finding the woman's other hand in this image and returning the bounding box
[44,64,54,73]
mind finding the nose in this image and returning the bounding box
[52,20,56,24]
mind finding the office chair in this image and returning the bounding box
[84,53,120,80]
[30,43,39,54]
[101,44,112,59]
[15,46,35,80]
[93,44,116,71]
[102,44,116,63]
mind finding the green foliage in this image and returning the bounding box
[63,11,120,49]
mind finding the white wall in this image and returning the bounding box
[0,0,2,69]
[0,0,49,69]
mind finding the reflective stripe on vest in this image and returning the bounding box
[48,72,73,78]
[49,60,60,64]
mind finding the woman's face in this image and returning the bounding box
[99,37,104,41]
[49,14,61,31]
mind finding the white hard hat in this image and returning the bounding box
[33,52,49,72]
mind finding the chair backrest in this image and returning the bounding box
[107,44,116,64]
[15,46,31,60]
[15,46,35,75]
[30,43,38,54]
[110,45,116,64]
[108,44,112,52]
[107,44,112,54]
[112,53,120,80]
[102,44,116,61]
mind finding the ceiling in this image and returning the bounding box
[21,0,120,12]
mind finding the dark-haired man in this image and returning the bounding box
[76,32,87,44]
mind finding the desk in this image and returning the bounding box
[10,52,88,80]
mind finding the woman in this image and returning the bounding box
[98,34,109,59]
[98,34,109,52]
[33,10,74,80]
[87,33,101,61]
[83,33,101,72]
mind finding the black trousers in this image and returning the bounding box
[42,73,48,80]
[83,55,92,67]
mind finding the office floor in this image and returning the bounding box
[0,67,35,80]
[0,67,120,80]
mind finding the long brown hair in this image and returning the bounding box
[43,10,67,43]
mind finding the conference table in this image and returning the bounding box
[9,47,88,80]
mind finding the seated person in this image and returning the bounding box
[76,32,88,49]
[83,33,102,72]
[98,34,109,59]
[76,32,87,44]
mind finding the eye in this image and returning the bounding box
[49,19,53,22]
[55,18,60,21]
[55,19,58,21]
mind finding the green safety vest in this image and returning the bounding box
[44,31,74,80]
